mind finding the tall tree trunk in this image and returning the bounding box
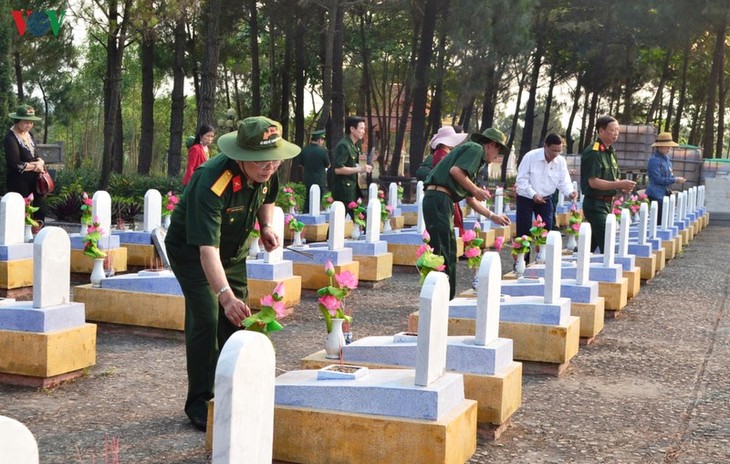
[280,26,292,138]
[408,0,439,177]
[714,20,727,158]
[578,90,589,152]
[317,0,339,133]
[672,44,690,142]
[519,45,543,161]
[197,0,222,129]
[503,74,525,180]
[113,96,124,173]
[459,99,474,132]
[249,0,261,115]
[585,91,599,151]
[294,8,305,147]
[13,51,24,102]
[621,45,634,123]
[539,67,556,144]
[331,5,345,145]
[427,13,448,138]
[647,51,671,124]
[358,11,375,183]
[167,17,186,177]
[664,84,675,133]
[480,60,498,130]
[138,36,154,175]
[565,77,582,154]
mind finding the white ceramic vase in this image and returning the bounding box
[325,318,346,359]
[351,225,361,240]
[24,224,33,243]
[162,215,171,230]
[249,239,261,257]
[514,253,526,278]
[80,222,87,236]
[566,234,577,251]
[535,245,545,264]
[90,258,106,287]
[292,231,303,246]
[383,219,392,232]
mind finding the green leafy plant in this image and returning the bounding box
[510,235,532,256]
[242,282,285,337]
[317,260,357,333]
[462,227,484,270]
[24,194,39,227]
[83,218,107,259]
[347,199,366,228]
[415,230,446,284]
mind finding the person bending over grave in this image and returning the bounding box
[423,127,511,300]
[165,116,300,432]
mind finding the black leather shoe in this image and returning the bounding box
[190,416,207,432]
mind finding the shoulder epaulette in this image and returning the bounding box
[210,170,233,196]
[592,142,600,151]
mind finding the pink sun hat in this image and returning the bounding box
[429,126,469,149]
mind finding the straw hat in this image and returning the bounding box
[651,132,679,148]
[429,126,468,149]
[217,116,301,161]
[8,104,42,122]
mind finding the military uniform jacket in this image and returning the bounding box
[424,141,485,202]
[165,154,278,265]
[580,138,619,198]
[331,135,362,202]
[300,143,330,188]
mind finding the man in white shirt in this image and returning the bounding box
[515,133,578,240]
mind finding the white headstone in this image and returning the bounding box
[414,272,449,387]
[661,196,670,230]
[92,191,112,237]
[264,207,285,264]
[212,331,275,464]
[544,231,562,304]
[416,181,424,205]
[649,201,658,240]
[366,198,380,243]
[143,189,163,232]
[618,209,630,257]
[475,252,500,346]
[668,194,676,226]
[677,192,685,220]
[638,203,648,246]
[575,223,591,286]
[699,186,705,208]
[416,192,425,234]
[309,185,321,216]
[32,227,70,309]
[0,193,25,246]
[0,415,39,464]
[388,182,398,210]
[368,183,378,202]
[494,187,504,216]
[603,214,617,267]
[327,202,345,250]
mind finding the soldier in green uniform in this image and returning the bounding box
[423,127,511,299]
[165,116,300,432]
[332,116,372,205]
[300,129,330,213]
[580,115,636,252]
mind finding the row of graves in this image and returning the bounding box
[0,182,709,463]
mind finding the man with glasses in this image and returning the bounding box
[515,133,577,244]
[165,116,300,432]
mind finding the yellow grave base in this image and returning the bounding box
[409,313,580,366]
[662,239,676,260]
[478,229,496,249]
[287,223,328,244]
[679,229,690,246]
[389,215,405,230]
[74,285,184,331]
[0,258,33,289]
[555,212,570,227]
[300,351,522,426]
[71,248,128,273]
[509,222,516,237]
[635,255,656,280]
[403,211,417,226]
[598,278,628,311]
[623,267,641,298]
[123,243,158,267]
[674,235,683,254]
[653,248,666,271]
[293,261,359,290]
[353,253,393,281]
[492,226,512,242]
[389,243,421,266]
[247,275,302,313]
[273,400,477,464]
[0,323,96,378]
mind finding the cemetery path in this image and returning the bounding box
[1,224,729,463]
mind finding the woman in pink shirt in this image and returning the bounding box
[182,124,215,185]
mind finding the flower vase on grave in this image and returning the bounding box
[566,234,577,252]
[288,206,295,215]
[292,231,303,247]
[325,318,346,359]
[249,239,261,257]
[90,258,106,287]
[24,225,33,243]
[383,219,392,232]
[471,272,479,290]
[162,215,171,230]
[80,222,87,236]
[534,245,545,264]
[514,253,526,278]
[351,225,361,240]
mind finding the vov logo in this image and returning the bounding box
[11,10,66,37]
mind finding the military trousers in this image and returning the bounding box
[582,197,611,253]
[423,190,457,299]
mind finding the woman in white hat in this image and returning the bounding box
[426,126,468,233]
[3,104,46,225]
[646,132,685,225]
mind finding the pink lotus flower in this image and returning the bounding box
[462,229,476,242]
[571,223,581,232]
[273,282,285,297]
[639,192,648,200]
[511,241,522,249]
[435,263,446,271]
[532,215,545,227]
[254,221,260,231]
[166,203,175,211]
[385,205,394,214]
[25,193,34,204]
[416,244,430,257]
[494,236,504,251]
[326,196,334,203]
[348,201,358,209]
[464,247,480,259]
[358,213,365,220]
[422,230,430,243]
[82,192,92,206]
[318,294,341,315]
[324,260,335,277]
[285,214,294,226]
[335,270,358,290]
[614,200,622,207]
[541,230,548,238]
[378,191,385,199]
[283,187,293,193]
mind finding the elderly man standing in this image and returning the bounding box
[515,133,577,241]
[580,115,636,252]
[165,116,300,432]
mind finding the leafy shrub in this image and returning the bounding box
[276,182,306,211]
[48,192,83,222]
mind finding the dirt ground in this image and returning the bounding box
[1,224,729,463]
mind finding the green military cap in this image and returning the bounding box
[311,129,326,140]
[217,116,301,161]
[471,127,509,155]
